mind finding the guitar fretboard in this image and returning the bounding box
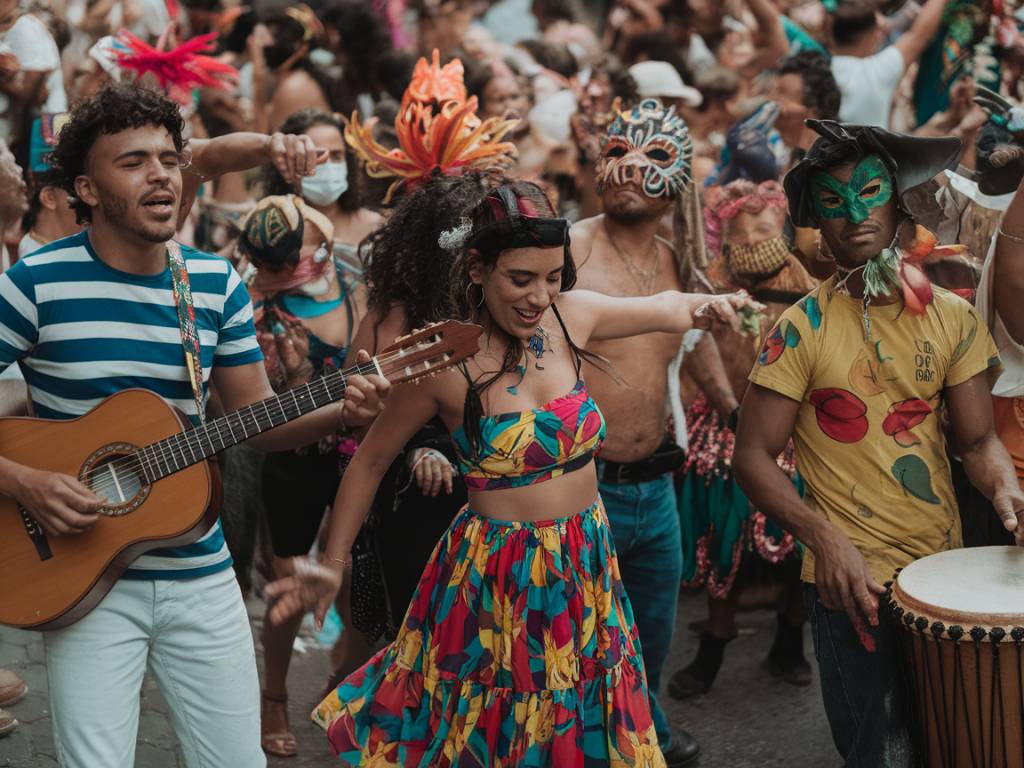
[135,360,379,482]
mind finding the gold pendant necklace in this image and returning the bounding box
[603,221,660,295]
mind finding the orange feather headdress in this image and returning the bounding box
[345,49,518,202]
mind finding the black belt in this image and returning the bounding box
[597,441,686,485]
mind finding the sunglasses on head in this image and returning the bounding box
[466,186,570,253]
[466,217,570,254]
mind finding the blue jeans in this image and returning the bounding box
[804,585,915,767]
[599,470,682,750]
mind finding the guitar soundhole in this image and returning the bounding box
[80,443,151,517]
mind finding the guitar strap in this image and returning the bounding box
[167,241,206,424]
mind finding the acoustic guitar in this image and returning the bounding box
[0,321,482,630]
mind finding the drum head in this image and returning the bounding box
[895,546,1024,625]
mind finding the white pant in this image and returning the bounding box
[44,567,265,768]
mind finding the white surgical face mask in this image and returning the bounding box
[301,161,349,206]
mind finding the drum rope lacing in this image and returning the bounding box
[882,575,1024,767]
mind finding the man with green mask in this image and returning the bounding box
[733,119,1024,766]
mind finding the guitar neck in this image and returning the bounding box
[137,358,380,482]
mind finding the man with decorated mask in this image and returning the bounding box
[570,97,703,767]
[733,119,1024,766]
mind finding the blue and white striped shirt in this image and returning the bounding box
[1,231,263,579]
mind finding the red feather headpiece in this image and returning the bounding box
[112,28,238,102]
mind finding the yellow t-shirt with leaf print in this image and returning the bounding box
[748,277,1000,585]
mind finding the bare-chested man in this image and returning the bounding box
[571,98,700,768]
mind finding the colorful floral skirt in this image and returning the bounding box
[678,394,801,599]
[312,498,665,767]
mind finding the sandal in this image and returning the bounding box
[0,707,17,739]
[261,692,297,758]
[0,668,27,708]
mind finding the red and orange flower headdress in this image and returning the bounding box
[344,49,518,202]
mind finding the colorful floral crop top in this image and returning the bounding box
[452,379,606,490]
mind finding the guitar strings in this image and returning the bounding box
[84,358,382,495]
[84,342,447,496]
[85,356,385,493]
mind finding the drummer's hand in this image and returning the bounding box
[993,482,1024,546]
[813,526,886,652]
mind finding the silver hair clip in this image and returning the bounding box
[438,218,472,251]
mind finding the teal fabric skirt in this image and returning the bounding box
[677,395,802,598]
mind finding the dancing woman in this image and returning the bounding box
[267,180,754,766]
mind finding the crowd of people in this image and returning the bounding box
[2,0,1024,766]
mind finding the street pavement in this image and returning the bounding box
[0,590,839,768]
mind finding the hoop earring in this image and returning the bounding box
[465,283,485,319]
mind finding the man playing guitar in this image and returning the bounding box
[0,83,388,767]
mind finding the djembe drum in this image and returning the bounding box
[887,546,1024,768]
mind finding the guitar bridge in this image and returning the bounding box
[19,504,52,561]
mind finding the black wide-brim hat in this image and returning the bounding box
[784,119,962,228]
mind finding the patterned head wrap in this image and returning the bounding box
[704,180,788,260]
[596,98,693,199]
[239,195,333,274]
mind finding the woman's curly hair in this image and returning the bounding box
[364,173,495,344]
[261,109,363,212]
[49,83,185,224]
[778,51,841,122]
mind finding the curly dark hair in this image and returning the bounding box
[363,173,494,348]
[830,1,878,48]
[50,83,185,224]
[261,109,363,212]
[778,51,842,122]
